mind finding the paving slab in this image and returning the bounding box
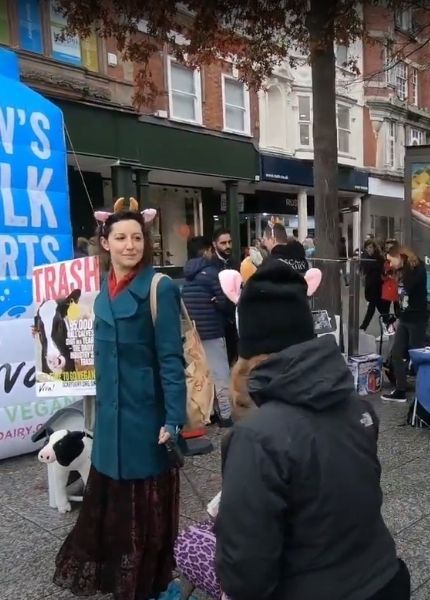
[1,400,430,599]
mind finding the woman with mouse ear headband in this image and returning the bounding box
[54,196,187,600]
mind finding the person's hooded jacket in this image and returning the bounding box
[215,335,398,600]
[182,257,228,340]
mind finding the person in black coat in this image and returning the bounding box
[381,244,428,403]
[182,237,232,425]
[360,240,390,331]
[215,260,410,600]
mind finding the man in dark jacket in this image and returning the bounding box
[212,228,240,365]
[215,260,409,600]
[262,223,309,274]
[182,237,232,425]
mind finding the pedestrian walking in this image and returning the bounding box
[212,229,239,366]
[53,201,186,600]
[360,239,390,332]
[182,237,232,427]
[215,259,410,600]
[381,244,428,403]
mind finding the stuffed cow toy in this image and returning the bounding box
[38,429,92,514]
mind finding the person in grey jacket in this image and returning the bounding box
[215,259,410,600]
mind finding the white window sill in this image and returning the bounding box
[338,152,356,160]
[222,127,252,138]
[169,115,203,127]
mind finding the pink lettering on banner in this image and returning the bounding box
[0,422,43,441]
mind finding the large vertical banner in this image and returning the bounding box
[405,148,430,301]
[0,47,73,459]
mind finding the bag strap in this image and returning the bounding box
[150,272,168,325]
[150,272,194,329]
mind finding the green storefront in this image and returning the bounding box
[56,99,258,264]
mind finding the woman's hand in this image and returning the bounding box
[158,427,171,445]
[159,424,179,445]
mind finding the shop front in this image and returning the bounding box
[52,99,259,267]
[362,176,405,244]
[256,154,369,253]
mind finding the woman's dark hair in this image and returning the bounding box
[97,210,153,271]
[187,236,212,259]
[364,239,383,258]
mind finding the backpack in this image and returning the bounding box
[150,273,214,431]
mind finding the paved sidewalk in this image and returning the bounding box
[1,399,429,599]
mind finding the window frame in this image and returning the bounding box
[409,127,427,146]
[411,67,419,106]
[396,62,408,101]
[386,120,396,168]
[337,103,351,155]
[336,44,348,68]
[167,57,203,125]
[221,73,251,135]
[297,95,312,147]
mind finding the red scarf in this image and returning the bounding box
[108,269,139,299]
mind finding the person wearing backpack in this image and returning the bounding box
[215,259,410,600]
[54,199,186,599]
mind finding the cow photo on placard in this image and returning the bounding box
[32,256,100,397]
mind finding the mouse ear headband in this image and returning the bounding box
[94,197,157,227]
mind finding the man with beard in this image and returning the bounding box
[212,229,240,365]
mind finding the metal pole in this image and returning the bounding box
[224,180,241,265]
[348,258,360,357]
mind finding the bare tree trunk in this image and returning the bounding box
[308,0,341,316]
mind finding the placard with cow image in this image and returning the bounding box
[32,256,100,397]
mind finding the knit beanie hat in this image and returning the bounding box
[237,258,315,359]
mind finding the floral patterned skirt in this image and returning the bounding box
[53,465,180,600]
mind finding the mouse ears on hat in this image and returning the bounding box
[219,267,322,305]
[304,268,322,297]
[94,197,157,225]
[219,270,243,305]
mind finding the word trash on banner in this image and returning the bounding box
[33,256,100,398]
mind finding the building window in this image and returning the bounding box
[409,127,427,146]
[396,62,408,101]
[412,68,419,105]
[336,45,348,68]
[395,8,413,32]
[386,121,396,168]
[298,96,311,146]
[168,59,202,124]
[222,75,250,134]
[337,105,351,154]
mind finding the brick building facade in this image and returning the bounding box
[362,2,430,243]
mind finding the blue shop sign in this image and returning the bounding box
[260,154,368,193]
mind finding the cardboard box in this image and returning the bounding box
[348,354,383,396]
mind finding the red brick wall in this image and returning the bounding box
[105,35,258,138]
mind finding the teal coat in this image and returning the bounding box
[91,267,186,480]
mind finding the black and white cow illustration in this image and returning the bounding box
[34,289,81,375]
